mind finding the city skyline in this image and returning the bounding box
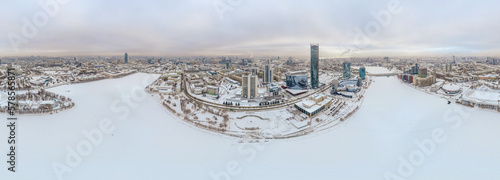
[2,0,500,57]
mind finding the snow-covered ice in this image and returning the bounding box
[1,72,499,180]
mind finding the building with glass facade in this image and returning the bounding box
[359,66,366,79]
[124,52,128,64]
[286,75,308,90]
[263,63,273,84]
[310,44,319,89]
[343,62,351,79]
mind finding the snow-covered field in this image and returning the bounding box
[1,72,500,180]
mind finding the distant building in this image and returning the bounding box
[242,75,258,99]
[310,44,319,88]
[400,74,414,84]
[384,57,390,63]
[445,63,453,72]
[251,68,258,75]
[206,86,219,95]
[359,67,366,79]
[263,61,273,84]
[343,62,351,79]
[415,75,436,87]
[418,68,428,78]
[407,63,419,75]
[357,78,363,87]
[124,53,128,64]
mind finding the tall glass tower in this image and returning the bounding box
[124,52,128,64]
[359,66,366,79]
[310,44,319,89]
[264,64,273,84]
[343,62,351,79]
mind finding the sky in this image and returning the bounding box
[1,0,499,57]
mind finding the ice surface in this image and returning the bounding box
[1,72,499,180]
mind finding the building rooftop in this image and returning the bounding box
[295,94,332,114]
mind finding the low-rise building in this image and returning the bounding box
[294,94,333,117]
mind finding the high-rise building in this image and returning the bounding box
[384,57,390,63]
[359,66,366,80]
[242,75,258,99]
[445,63,453,72]
[453,55,456,64]
[409,63,420,75]
[251,68,258,75]
[310,44,319,89]
[418,68,428,78]
[357,78,363,87]
[486,57,495,65]
[263,62,273,84]
[343,62,351,79]
[124,53,128,64]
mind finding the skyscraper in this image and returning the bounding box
[343,62,351,79]
[446,63,453,72]
[124,52,128,64]
[310,44,319,89]
[415,63,419,74]
[263,60,273,84]
[242,75,258,99]
[359,66,366,80]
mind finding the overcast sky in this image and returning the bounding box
[1,0,499,57]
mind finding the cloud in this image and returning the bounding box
[1,0,499,57]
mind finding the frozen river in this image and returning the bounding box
[1,70,499,180]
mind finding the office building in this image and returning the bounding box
[124,52,128,64]
[359,67,366,79]
[242,75,258,99]
[294,94,333,117]
[418,68,428,78]
[446,63,453,72]
[263,61,273,84]
[343,62,351,79]
[310,44,319,88]
[286,75,308,90]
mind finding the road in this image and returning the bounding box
[182,76,336,112]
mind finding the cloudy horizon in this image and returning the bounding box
[1,0,500,57]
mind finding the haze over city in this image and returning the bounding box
[2,0,500,57]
